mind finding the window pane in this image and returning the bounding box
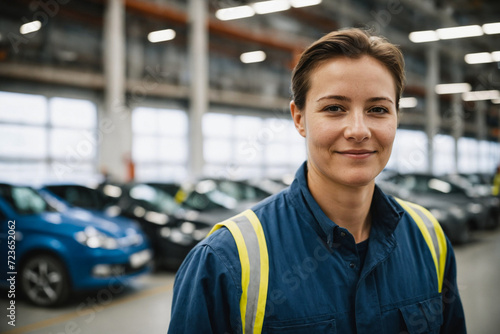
[49,162,95,182]
[159,138,188,163]
[0,124,46,158]
[132,107,158,134]
[203,113,233,138]
[264,118,289,142]
[458,137,478,173]
[392,130,428,173]
[204,139,232,164]
[0,162,48,183]
[0,91,47,124]
[50,97,97,129]
[50,129,96,160]
[132,136,157,162]
[236,139,263,165]
[266,143,289,164]
[158,109,188,136]
[234,116,262,139]
[290,143,306,165]
[433,135,455,175]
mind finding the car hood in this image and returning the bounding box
[17,209,139,239]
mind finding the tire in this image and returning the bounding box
[20,254,70,307]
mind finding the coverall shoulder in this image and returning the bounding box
[168,162,466,334]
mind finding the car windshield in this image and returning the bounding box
[0,184,55,215]
[395,175,464,195]
[129,184,181,214]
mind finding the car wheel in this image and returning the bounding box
[21,254,70,307]
[486,211,499,230]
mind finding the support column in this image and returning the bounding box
[476,101,487,141]
[451,67,464,174]
[425,44,440,174]
[100,0,131,181]
[187,0,208,179]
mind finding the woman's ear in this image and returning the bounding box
[290,101,306,138]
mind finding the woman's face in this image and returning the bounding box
[291,55,398,188]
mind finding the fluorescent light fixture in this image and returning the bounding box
[408,30,439,43]
[399,97,418,108]
[147,29,176,43]
[462,90,500,101]
[20,20,41,35]
[492,51,500,61]
[492,98,500,104]
[252,0,291,15]
[465,52,493,64]
[290,0,322,8]
[436,25,483,40]
[240,50,266,63]
[483,22,500,35]
[435,83,471,95]
[216,5,255,21]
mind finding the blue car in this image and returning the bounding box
[0,183,152,307]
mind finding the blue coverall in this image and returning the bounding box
[168,162,466,333]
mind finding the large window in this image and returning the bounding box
[388,129,428,174]
[132,107,188,181]
[0,92,97,183]
[203,112,305,179]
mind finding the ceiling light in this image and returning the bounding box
[462,90,500,101]
[290,0,322,8]
[492,99,500,104]
[492,51,500,61]
[240,50,266,63]
[436,25,483,40]
[20,20,41,35]
[482,22,500,35]
[399,97,418,108]
[252,0,291,15]
[408,30,439,43]
[435,83,471,95]
[215,5,255,21]
[147,29,176,43]
[465,52,493,64]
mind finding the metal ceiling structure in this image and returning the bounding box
[0,0,499,177]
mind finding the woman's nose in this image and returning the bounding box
[344,112,370,142]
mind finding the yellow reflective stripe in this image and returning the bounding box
[207,218,251,332]
[206,210,269,334]
[395,198,440,289]
[406,202,447,293]
[244,210,269,334]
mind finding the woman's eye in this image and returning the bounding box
[323,105,343,112]
[370,107,388,114]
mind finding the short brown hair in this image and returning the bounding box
[291,28,405,110]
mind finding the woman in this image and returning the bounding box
[168,28,466,333]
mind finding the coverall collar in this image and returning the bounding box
[290,161,404,249]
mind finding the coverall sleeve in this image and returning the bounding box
[440,238,467,334]
[167,235,242,334]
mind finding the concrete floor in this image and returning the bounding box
[1,228,499,334]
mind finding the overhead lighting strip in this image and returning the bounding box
[465,51,500,64]
[215,0,322,21]
[409,22,500,43]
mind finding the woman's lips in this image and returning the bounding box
[336,150,376,159]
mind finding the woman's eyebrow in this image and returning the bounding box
[316,95,394,104]
[367,96,394,104]
[316,95,351,102]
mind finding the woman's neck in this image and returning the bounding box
[307,166,374,243]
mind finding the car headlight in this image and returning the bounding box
[466,203,483,214]
[160,222,211,245]
[75,226,119,250]
[449,206,467,220]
